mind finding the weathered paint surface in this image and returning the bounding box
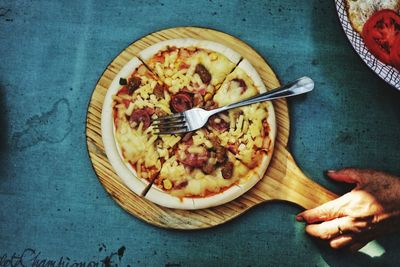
[0,0,399,266]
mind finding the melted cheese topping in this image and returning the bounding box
[147,47,236,94]
[115,112,161,170]
[213,67,258,106]
[188,50,236,86]
[165,167,240,198]
[216,104,269,165]
[212,66,270,167]
[159,156,188,185]
[229,152,251,182]
[192,130,213,148]
[113,51,272,198]
[113,65,173,172]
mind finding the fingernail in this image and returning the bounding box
[296,215,304,222]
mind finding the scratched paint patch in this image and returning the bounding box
[12,98,72,150]
[0,7,13,22]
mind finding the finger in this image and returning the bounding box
[329,234,354,249]
[325,168,365,184]
[297,193,351,223]
[305,217,353,240]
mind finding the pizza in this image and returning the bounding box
[101,39,276,209]
[344,0,400,34]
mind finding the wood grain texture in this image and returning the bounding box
[86,27,338,230]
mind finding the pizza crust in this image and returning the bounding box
[138,38,242,65]
[236,59,268,91]
[145,181,247,209]
[101,56,149,198]
[144,186,196,209]
[195,39,242,64]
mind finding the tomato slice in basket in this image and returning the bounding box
[362,9,400,65]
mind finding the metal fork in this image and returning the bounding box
[152,76,314,134]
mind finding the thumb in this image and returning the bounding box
[325,168,367,185]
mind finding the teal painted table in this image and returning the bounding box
[0,0,399,266]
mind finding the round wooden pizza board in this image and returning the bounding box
[86,27,338,230]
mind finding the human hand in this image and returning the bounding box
[296,168,400,251]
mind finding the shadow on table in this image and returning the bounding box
[308,1,400,266]
[315,236,400,267]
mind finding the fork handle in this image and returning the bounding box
[211,76,314,114]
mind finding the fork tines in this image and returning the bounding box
[152,113,188,134]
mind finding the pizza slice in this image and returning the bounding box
[208,59,275,184]
[111,58,177,186]
[138,39,241,111]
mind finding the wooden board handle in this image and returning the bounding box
[256,143,338,209]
